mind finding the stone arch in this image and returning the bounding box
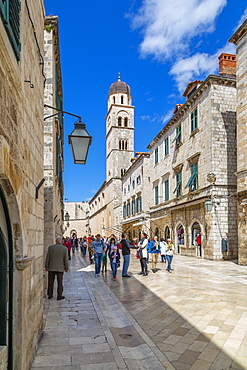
[189,218,203,257]
[175,221,185,253]
[164,226,171,241]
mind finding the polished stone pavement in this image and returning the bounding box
[31,251,247,369]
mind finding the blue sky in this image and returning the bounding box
[45,0,247,202]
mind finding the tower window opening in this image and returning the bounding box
[124,117,128,127]
[118,117,122,126]
[121,95,124,104]
[125,140,128,150]
[113,96,115,104]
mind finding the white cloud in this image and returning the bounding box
[235,7,247,31]
[170,42,235,92]
[161,109,174,124]
[131,0,227,60]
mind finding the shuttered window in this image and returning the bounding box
[0,0,21,60]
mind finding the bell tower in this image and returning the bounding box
[106,74,135,181]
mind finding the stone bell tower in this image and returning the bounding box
[106,74,135,181]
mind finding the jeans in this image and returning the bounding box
[122,254,130,276]
[161,254,166,262]
[81,246,87,256]
[112,262,118,278]
[140,258,147,274]
[94,253,103,275]
[166,255,173,270]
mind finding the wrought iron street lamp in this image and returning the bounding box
[44,104,92,164]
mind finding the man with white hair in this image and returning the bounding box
[45,236,69,300]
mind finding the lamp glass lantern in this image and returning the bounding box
[68,122,92,164]
[204,199,213,212]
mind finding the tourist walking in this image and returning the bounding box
[91,234,106,277]
[110,245,120,280]
[101,252,107,273]
[137,232,149,276]
[160,238,168,263]
[120,232,132,277]
[80,236,87,257]
[106,237,118,273]
[148,235,161,273]
[45,236,69,300]
[166,238,174,273]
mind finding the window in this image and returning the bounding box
[136,196,142,213]
[0,0,21,60]
[131,199,135,215]
[118,117,122,126]
[113,96,115,104]
[125,140,128,150]
[164,179,169,201]
[123,205,127,218]
[128,184,130,192]
[154,185,159,205]
[136,175,141,184]
[164,137,169,156]
[127,202,130,216]
[173,124,182,146]
[132,180,135,188]
[154,147,159,164]
[174,171,182,197]
[121,95,124,104]
[124,117,128,127]
[191,107,198,133]
[124,188,126,195]
[185,162,198,191]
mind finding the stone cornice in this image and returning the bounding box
[147,74,236,149]
[229,19,247,45]
[106,125,134,139]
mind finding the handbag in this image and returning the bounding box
[137,249,143,259]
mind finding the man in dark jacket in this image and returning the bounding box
[121,233,132,277]
[45,236,69,300]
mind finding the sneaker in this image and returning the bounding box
[138,272,144,275]
[122,275,131,278]
[152,269,156,273]
[48,296,53,299]
[143,273,148,276]
[113,277,116,280]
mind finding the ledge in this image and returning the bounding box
[16,256,35,271]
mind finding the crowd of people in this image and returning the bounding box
[61,233,175,279]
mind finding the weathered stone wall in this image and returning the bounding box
[229,21,247,265]
[0,1,45,369]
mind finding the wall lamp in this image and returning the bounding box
[44,104,92,164]
[204,199,213,212]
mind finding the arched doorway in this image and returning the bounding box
[176,224,184,253]
[154,227,159,238]
[191,222,202,257]
[164,226,170,241]
[0,186,13,369]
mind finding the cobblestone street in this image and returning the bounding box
[32,251,247,370]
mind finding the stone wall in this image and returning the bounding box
[0,1,45,369]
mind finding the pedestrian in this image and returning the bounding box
[120,232,132,277]
[148,235,161,273]
[166,238,174,273]
[160,238,167,263]
[101,252,107,273]
[91,234,106,277]
[137,232,149,276]
[45,236,69,300]
[80,236,87,257]
[65,237,72,260]
[106,237,118,273]
[110,245,120,280]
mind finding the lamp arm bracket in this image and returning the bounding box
[44,104,82,121]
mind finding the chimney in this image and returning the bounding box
[218,53,236,76]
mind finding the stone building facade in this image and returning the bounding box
[63,201,89,238]
[0,1,45,369]
[89,77,135,238]
[147,55,237,260]
[122,153,150,239]
[43,16,64,252]
[230,19,247,265]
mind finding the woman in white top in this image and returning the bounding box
[166,239,174,273]
[160,238,168,263]
[137,232,149,276]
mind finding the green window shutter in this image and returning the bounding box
[172,125,182,145]
[132,199,135,215]
[191,107,198,132]
[185,163,198,190]
[164,179,169,201]
[174,172,182,197]
[1,0,21,60]
[140,196,142,212]
[155,148,158,164]
[164,137,169,156]
[155,186,159,205]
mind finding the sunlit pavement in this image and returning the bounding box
[32,251,247,369]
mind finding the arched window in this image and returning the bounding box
[164,226,170,241]
[125,140,128,150]
[177,224,184,253]
[121,169,123,177]
[154,227,159,238]
[113,96,115,104]
[124,117,128,127]
[119,140,121,150]
[191,222,202,257]
[121,95,124,104]
[118,117,122,126]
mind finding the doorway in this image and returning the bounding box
[176,224,184,253]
